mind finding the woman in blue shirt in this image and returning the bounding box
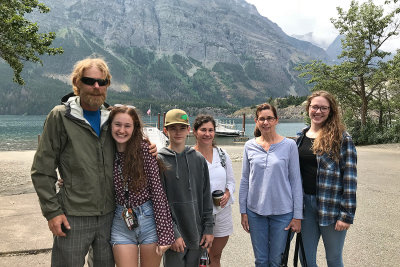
[239,103,303,267]
[296,91,357,267]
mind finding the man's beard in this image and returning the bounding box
[80,91,106,109]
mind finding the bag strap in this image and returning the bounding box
[280,230,292,267]
[216,147,226,168]
[117,157,131,209]
[293,232,308,267]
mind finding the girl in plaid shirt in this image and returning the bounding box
[296,91,357,267]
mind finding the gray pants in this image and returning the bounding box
[51,213,114,267]
[163,248,202,267]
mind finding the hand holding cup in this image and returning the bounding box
[212,190,224,207]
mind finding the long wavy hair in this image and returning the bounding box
[306,90,345,161]
[254,103,278,137]
[109,106,147,192]
[193,114,217,147]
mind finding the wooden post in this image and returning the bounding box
[163,112,166,129]
[242,113,246,136]
[157,113,161,130]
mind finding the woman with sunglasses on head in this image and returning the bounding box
[109,105,174,267]
[192,115,235,267]
[239,103,303,267]
[296,91,357,267]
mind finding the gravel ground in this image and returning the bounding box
[0,144,399,266]
[0,151,36,196]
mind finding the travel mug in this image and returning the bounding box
[212,190,224,206]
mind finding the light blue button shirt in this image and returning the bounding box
[239,138,303,219]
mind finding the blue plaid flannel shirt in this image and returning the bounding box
[296,127,357,226]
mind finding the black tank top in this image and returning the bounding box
[298,135,317,195]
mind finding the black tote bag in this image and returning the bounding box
[280,231,308,267]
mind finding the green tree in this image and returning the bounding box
[298,0,400,127]
[386,52,400,125]
[0,0,63,85]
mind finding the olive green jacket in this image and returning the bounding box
[31,95,115,220]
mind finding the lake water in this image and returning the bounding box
[0,115,306,151]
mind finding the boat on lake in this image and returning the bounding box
[143,124,169,149]
[215,119,242,137]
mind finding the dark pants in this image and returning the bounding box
[163,247,202,267]
[51,213,114,267]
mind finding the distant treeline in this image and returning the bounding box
[275,95,307,108]
[249,95,307,109]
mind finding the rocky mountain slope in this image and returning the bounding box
[1,0,331,114]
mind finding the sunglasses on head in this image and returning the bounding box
[114,104,136,109]
[80,77,109,86]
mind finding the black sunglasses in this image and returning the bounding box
[80,77,109,86]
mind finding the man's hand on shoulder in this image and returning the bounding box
[48,214,70,237]
[148,142,158,157]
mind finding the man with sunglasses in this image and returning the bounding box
[32,58,117,266]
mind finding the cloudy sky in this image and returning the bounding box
[245,0,400,52]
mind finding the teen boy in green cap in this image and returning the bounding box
[159,109,214,266]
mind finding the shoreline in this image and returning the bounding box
[0,150,36,196]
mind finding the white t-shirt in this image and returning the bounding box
[207,147,235,215]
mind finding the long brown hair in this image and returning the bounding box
[306,90,345,161]
[254,103,278,137]
[109,106,147,192]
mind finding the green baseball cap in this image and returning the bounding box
[164,109,190,126]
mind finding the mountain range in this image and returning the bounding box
[1,0,335,115]
[291,32,332,50]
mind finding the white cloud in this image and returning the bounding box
[246,0,400,52]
